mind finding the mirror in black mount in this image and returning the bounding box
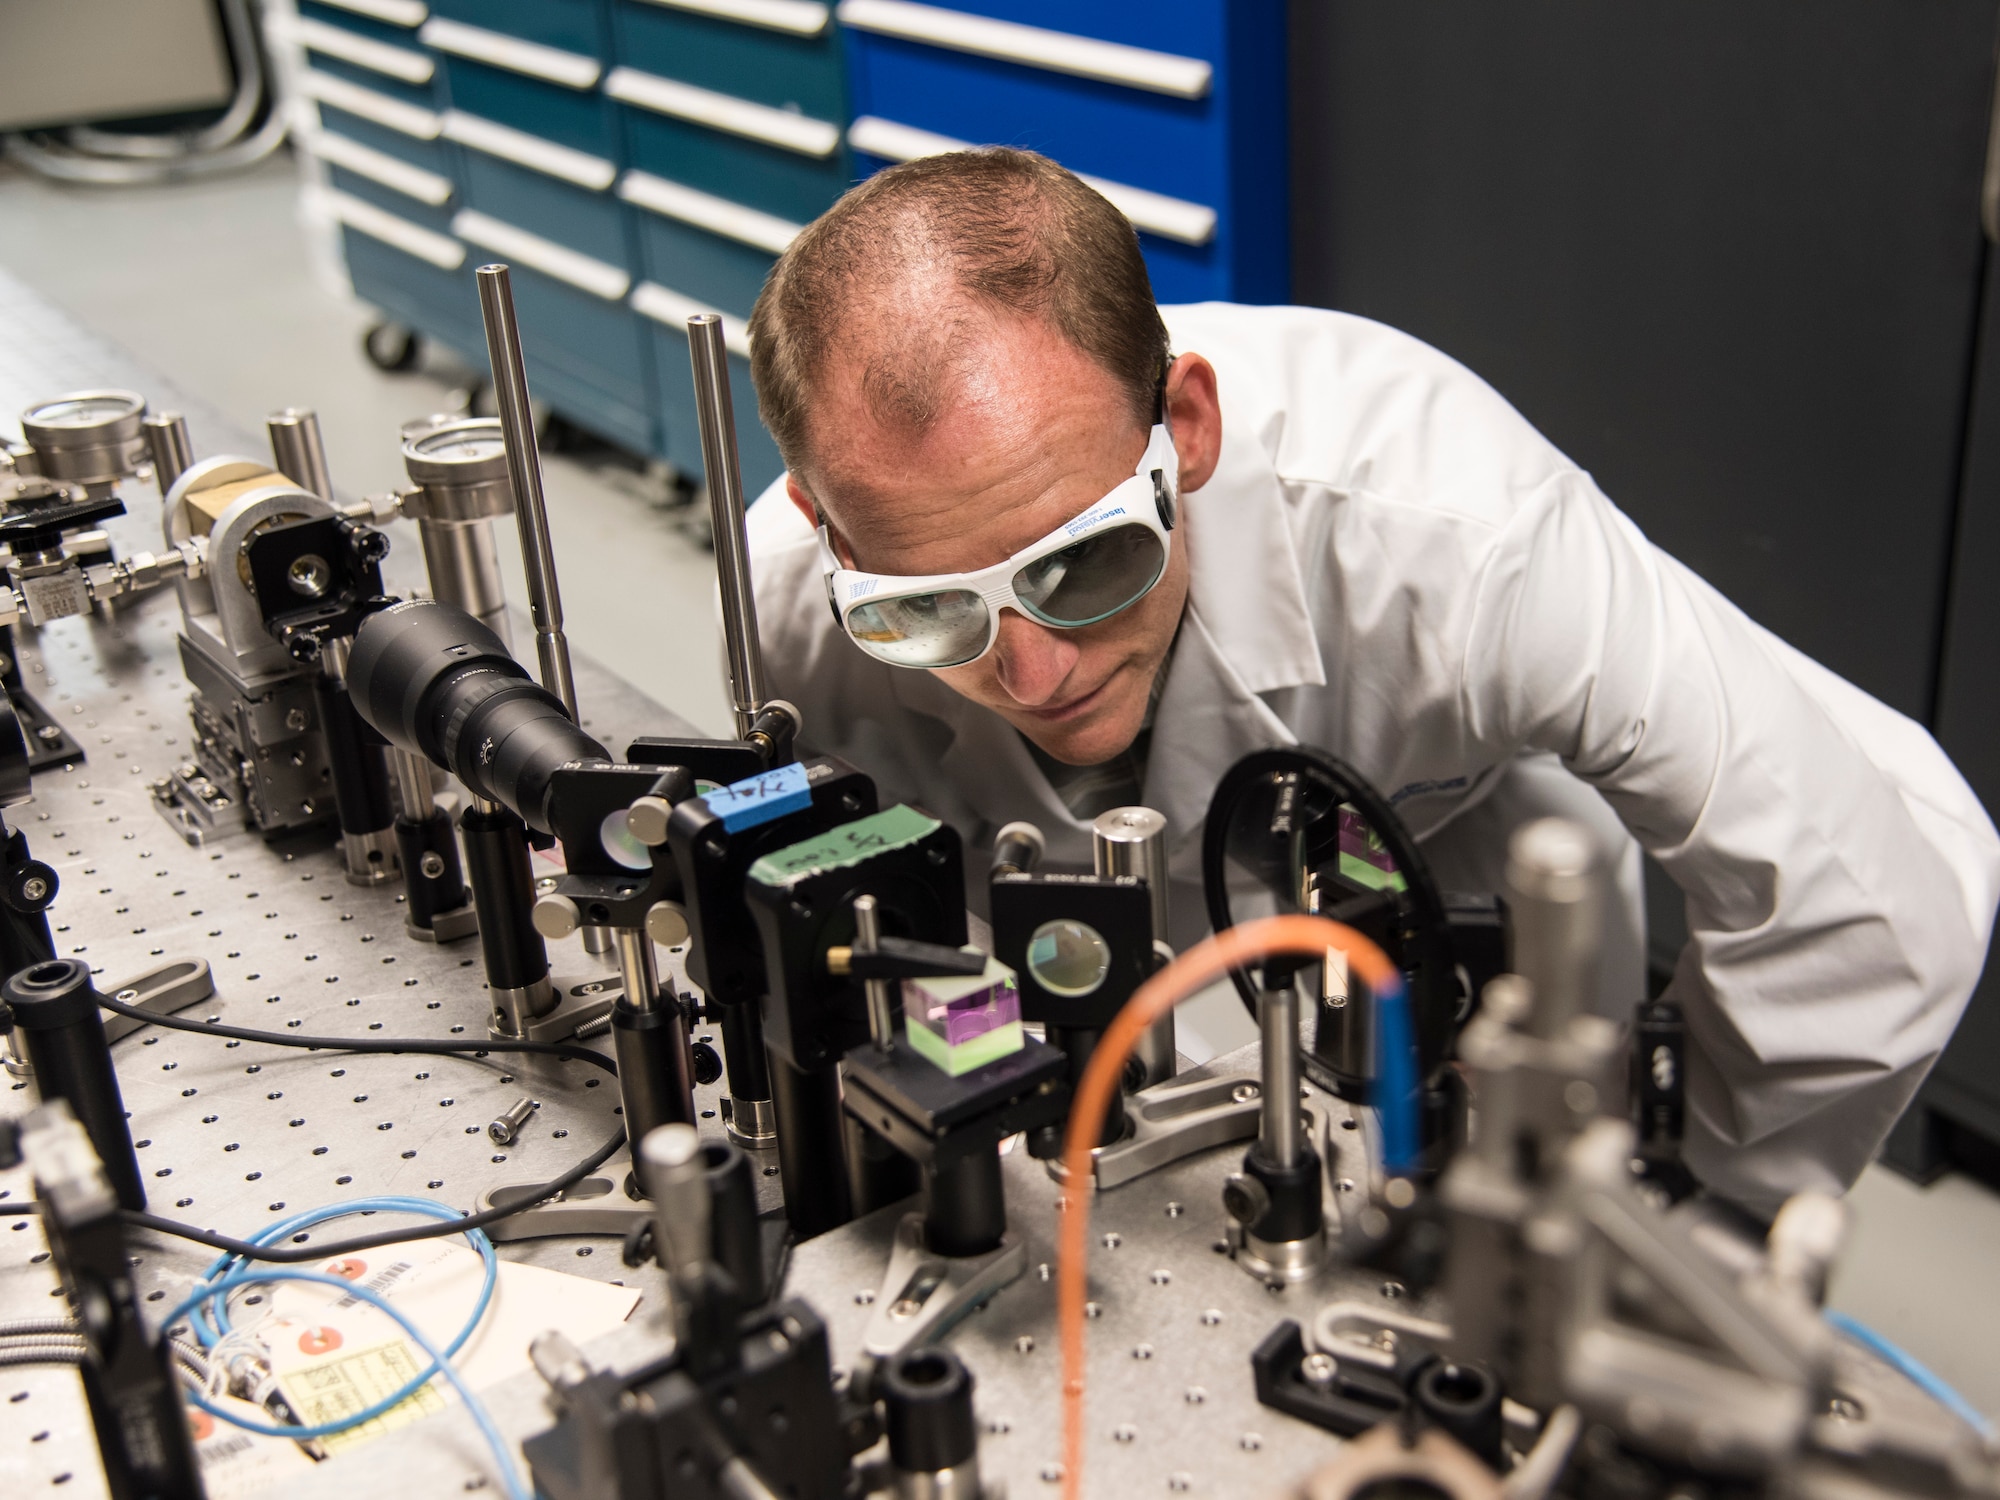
[1201,746,1457,1105]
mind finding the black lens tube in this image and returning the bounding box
[4,960,144,1210]
[924,1148,1006,1258]
[348,600,606,835]
[460,799,551,1029]
[613,996,695,1197]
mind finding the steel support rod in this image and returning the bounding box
[1259,982,1303,1170]
[142,413,194,492]
[267,408,334,501]
[686,313,769,737]
[855,894,896,1052]
[476,263,578,721]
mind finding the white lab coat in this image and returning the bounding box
[745,301,2000,1218]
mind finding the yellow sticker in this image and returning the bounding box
[280,1339,447,1453]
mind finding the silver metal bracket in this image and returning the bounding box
[408,902,478,945]
[12,956,217,1079]
[488,972,621,1044]
[1048,1067,1265,1191]
[856,1213,1026,1380]
[477,1163,652,1242]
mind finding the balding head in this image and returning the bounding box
[749,149,1170,482]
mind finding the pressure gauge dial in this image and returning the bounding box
[20,390,149,488]
[400,417,513,521]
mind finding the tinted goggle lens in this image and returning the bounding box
[1011,522,1167,628]
[845,589,990,668]
[840,521,1169,668]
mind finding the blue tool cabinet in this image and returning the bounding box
[292,0,1286,495]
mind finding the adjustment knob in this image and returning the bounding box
[1222,1171,1271,1228]
[532,892,582,939]
[689,1040,723,1087]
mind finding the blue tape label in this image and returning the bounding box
[705,761,812,833]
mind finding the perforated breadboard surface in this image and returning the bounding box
[0,265,1392,1499]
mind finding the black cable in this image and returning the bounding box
[70,992,633,1263]
[119,1122,626,1263]
[93,991,619,1077]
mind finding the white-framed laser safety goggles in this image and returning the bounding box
[819,423,1180,670]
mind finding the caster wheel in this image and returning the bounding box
[363,321,421,373]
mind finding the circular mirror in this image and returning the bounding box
[1024,918,1113,997]
[1202,746,1452,1099]
[599,808,653,872]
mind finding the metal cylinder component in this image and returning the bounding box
[21,390,149,490]
[460,800,553,1026]
[390,747,434,821]
[266,408,334,501]
[771,1053,852,1239]
[1094,805,1175,1085]
[311,649,399,886]
[1259,983,1304,1169]
[1505,818,1603,1039]
[617,996,697,1191]
[615,925,697,1138]
[402,416,515,646]
[394,804,468,939]
[720,1002,777,1148]
[418,518,509,643]
[488,1095,536,1145]
[3,960,144,1211]
[615,924,662,1013]
[475,265,578,721]
[702,1140,767,1304]
[991,820,1045,877]
[883,1347,981,1500]
[687,313,769,737]
[641,1123,709,1280]
[581,923,614,955]
[924,1146,1007,1259]
[142,412,194,492]
[855,893,896,1051]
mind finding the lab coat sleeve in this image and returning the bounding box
[1459,471,2000,1217]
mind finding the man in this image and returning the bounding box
[742,148,2000,1217]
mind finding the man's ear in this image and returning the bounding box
[1164,352,1222,494]
[785,474,818,528]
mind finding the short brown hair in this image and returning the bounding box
[748,148,1170,475]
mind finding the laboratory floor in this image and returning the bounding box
[0,147,1994,1420]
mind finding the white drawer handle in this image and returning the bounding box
[835,0,1210,100]
[848,116,1217,246]
[604,67,840,158]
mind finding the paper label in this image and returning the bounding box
[749,804,939,887]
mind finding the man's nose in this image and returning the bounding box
[990,609,1079,706]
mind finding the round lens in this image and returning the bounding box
[1025,919,1112,997]
[1013,523,1166,628]
[599,808,653,872]
[846,589,990,668]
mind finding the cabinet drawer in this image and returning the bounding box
[434,58,619,159]
[626,194,780,316]
[836,0,1222,82]
[325,161,455,234]
[313,128,455,211]
[844,37,1223,212]
[509,270,658,452]
[617,102,847,223]
[303,71,448,166]
[612,0,843,119]
[425,0,607,59]
[456,153,630,268]
[340,224,485,360]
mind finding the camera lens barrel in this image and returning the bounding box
[348,599,606,834]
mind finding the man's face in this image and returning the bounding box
[788,310,1219,766]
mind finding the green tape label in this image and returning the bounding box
[749,804,941,888]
